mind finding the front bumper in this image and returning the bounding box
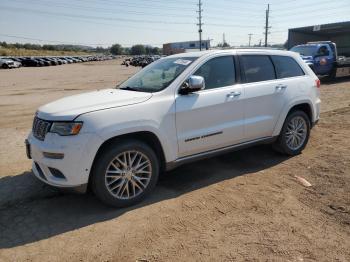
[26,132,103,190]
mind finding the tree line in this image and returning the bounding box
[0,41,162,55]
[109,44,162,55]
[0,41,94,52]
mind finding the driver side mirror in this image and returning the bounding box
[180,75,205,95]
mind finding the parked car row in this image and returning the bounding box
[122,55,162,68]
[0,55,116,69]
[0,58,22,69]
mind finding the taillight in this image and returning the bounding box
[315,79,321,88]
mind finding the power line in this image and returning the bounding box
[271,5,350,19]
[77,0,196,9]
[1,5,266,30]
[5,0,267,24]
[72,0,264,14]
[0,33,110,46]
[273,0,347,11]
[0,33,165,47]
[6,0,192,18]
[0,8,196,36]
[69,0,197,12]
[76,0,266,16]
[0,6,193,25]
[205,23,261,28]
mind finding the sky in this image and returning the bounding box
[0,0,349,48]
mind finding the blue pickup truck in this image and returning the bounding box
[290,41,350,80]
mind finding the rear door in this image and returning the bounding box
[239,54,284,140]
[239,54,306,141]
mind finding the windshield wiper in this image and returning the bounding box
[119,86,142,92]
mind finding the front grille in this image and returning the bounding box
[32,117,51,141]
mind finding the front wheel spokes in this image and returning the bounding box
[131,179,143,194]
[106,175,122,186]
[110,178,125,192]
[133,175,148,188]
[134,157,148,171]
[105,150,152,199]
[115,155,128,169]
[115,179,128,198]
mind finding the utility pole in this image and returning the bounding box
[248,33,253,47]
[223,33,226,46]
[264,4,270,47]
[197,0,203,51]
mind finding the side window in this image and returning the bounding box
[240,55,276,83]
[271,55,305,79]
[317,46,329,56]
[194,56,235,90]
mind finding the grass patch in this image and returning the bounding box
[0,47,94,57]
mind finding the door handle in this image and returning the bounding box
[275,84,287,90]
[227,91,241,98]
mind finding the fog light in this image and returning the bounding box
[48,167,66,179]
[34,162,47,181]
[43,152,64,159]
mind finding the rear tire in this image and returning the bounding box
[273,110,310,156]
[91,139,159,207]
[2,64,8,69]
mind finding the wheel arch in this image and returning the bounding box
[272,100,314,136]
[90,131,167,181]
[288,103,313,122]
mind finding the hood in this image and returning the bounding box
[37,89,152,121]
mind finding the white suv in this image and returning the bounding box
[26,49,321,207]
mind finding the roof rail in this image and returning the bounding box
[307,41,333,44]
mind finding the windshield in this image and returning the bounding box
[119,57,197,92]
[290,45,317,56]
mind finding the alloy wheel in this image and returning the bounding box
[104,150,152,200]
[285,116,307,150]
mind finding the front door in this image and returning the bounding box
[314,45,334,75]
[175,55,245,158]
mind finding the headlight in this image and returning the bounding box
[50,122,83,136]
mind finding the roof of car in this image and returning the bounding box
[293,43,322,47]
[168,49,296,58]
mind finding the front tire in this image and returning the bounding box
[91,140,159,207]
[273,110,310,156]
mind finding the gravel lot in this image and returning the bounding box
[0,59,349,261]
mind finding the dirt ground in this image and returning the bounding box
[0,59,349,261]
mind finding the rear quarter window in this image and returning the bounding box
[271,55,305,79]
